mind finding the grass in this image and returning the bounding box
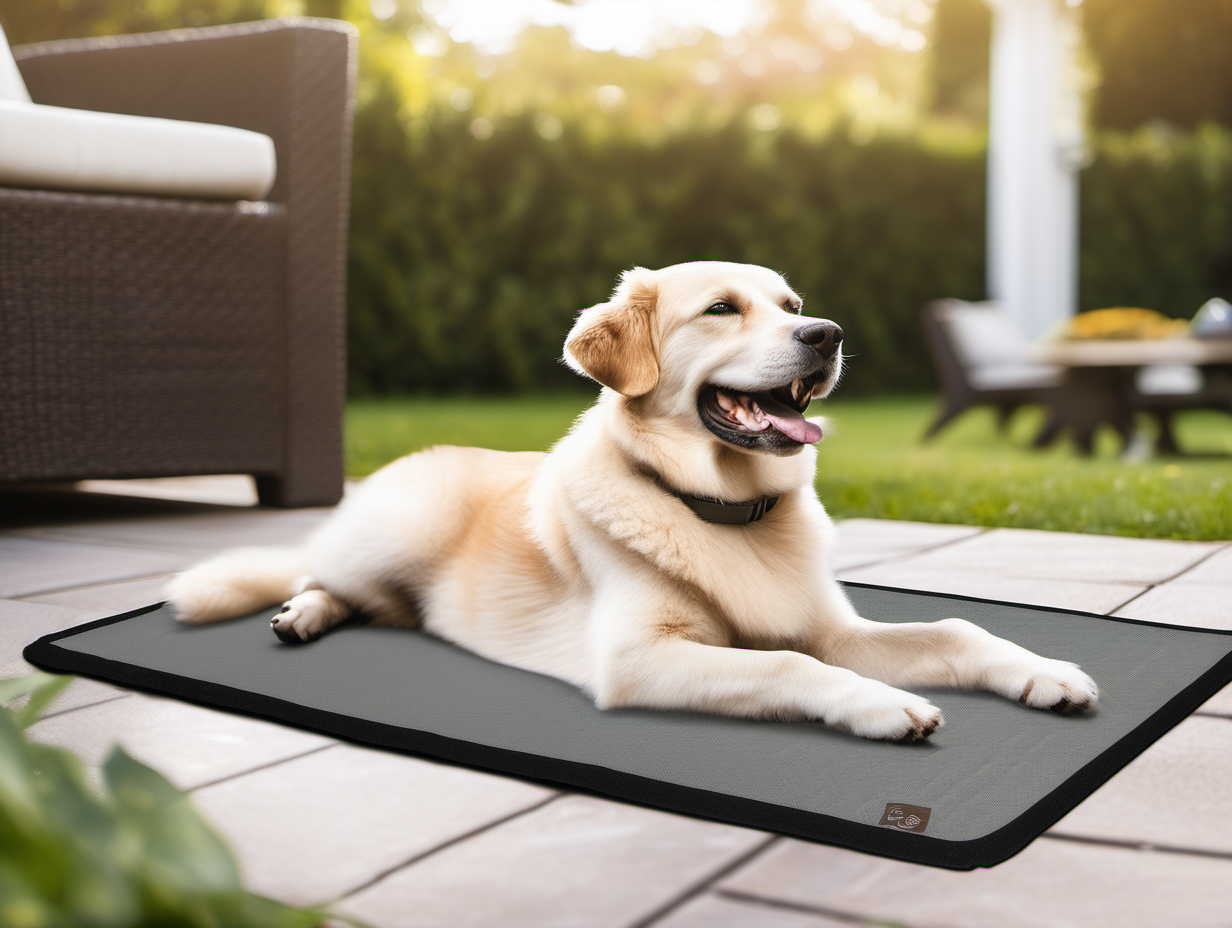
[345,393,1232,541]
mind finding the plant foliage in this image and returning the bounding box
[347,100,1232,397]
[0,674,328,928]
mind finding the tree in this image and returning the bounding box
[928,0,991,122]
[1083,0,1232,130]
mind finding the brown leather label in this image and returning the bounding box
[879,803,931,833]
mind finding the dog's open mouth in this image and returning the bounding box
[699,375,824,452]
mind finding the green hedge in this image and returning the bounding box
[347,91,1232,396]
[1079,126,1232,318]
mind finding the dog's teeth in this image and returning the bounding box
[717,391,734,412]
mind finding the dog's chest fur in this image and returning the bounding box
[550,411,833,646]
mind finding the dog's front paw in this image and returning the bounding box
[1012,660,1098,714]
[834,684,944,742]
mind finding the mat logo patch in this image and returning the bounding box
[879,803,931,833]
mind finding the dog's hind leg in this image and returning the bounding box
[270,584,353,644]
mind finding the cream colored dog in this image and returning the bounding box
[168,261,1097,741]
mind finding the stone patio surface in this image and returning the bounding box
[3,476,1231,928]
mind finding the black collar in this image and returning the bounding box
[673,489,779,525]
[629,459,781,525]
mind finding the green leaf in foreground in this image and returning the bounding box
[0,675,332,928]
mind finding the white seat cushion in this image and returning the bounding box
[940,300,1063,390]
[1136,363,1203,396]
[0,99,276,200]
[0,22,31,103]
[969,363,1062,390]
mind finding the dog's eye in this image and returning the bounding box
[704,301,740,316]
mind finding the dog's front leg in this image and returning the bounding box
[591,593,943,741]
[817,615,1098,713]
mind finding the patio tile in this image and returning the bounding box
[25,693,334,790]
[1048,716,1232,854]
[837,562,1142,614]
[1112,546,1232,631]
[1164,545,1232,585]
[1,598,90,672]
[22,574,177,614]
[335,794,767,928]
[862,528,1220,586]
[1199,683,1232,718]
[0,535,193,598]
[0,599,127,713]
[76,475,260,506]
[1116,581,1232,631]
[14,506,330,556]
[720,836,1232,928]
[653,893,852,928]
[193,744,557,907]
[830,519,986,571]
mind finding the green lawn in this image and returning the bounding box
[346,394,1232,541]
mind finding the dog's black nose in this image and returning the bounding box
[795,322,843,357]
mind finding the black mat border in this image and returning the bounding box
[22,582,1232,871]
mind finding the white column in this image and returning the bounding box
[985,0,1085,340]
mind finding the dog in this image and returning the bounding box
[167,261,1097,741]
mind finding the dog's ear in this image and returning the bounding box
[564,269,659,397]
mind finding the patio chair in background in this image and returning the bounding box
[0,18,356,506]
[1132,363,1232,456]
[920,298,1063,440]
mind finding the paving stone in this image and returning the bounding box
[1198,682,1232,718]
[653,893,853,928]
[1167,545,1232,585]
[76,475,261,506]
[838,562,1143,614]
[16,507,331,556]
[868,528,1219,587]
[194,743,557,906]
[720,835,1232,928]
[23,574,177,614]
[1049,716,1232,854]
[830,519,985,571]
[0,535,193,598]
[0,599,128,712]
[1112,549,1232,631]
[1114,582,1232,631]
[25,693,334,790]
[1,599,90,670]
[335,794,766,928]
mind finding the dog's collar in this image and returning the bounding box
[630,461,781,525]
[673,490,779,525]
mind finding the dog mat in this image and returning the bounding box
[24,583,1232,870]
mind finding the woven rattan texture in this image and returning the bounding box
[4,19,356,506]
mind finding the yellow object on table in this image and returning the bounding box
[1062,307,1190,340]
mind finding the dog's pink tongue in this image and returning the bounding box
[766,411,822,443]
[757,396,823,443]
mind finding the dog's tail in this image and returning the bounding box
[166,546,309,624]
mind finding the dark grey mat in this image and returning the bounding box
[24,583,1232,869]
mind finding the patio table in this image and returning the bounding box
[1026,337,1232,454]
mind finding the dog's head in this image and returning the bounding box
[564,262,843,457]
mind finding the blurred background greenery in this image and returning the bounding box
[6,0,1231,398]
[5,0,1231,536]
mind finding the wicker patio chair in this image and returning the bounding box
[1,18,356,507]
[920,299,1063,440]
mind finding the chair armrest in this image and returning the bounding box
[13,17,357,205]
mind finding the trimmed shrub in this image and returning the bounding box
[347,97,1232,397]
